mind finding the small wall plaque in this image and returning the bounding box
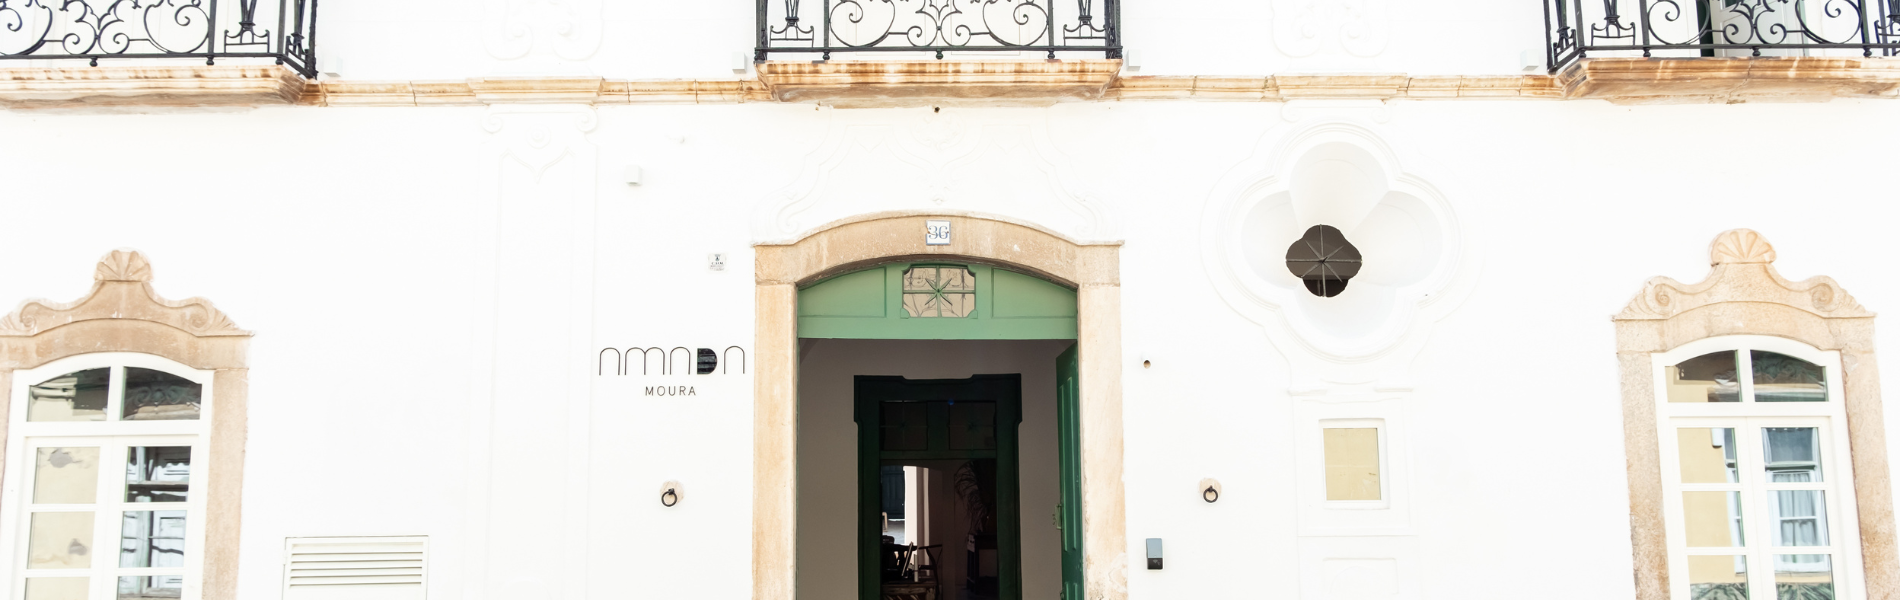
[925,220,952,246]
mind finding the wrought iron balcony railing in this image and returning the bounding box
[756,0,1120,61]
[1545,0,1900,72]
[0,0,318,78]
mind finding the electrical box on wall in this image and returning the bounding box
[1145,538,1163,570]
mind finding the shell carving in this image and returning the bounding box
[1710,229,1776,265]
[95,249,153,282]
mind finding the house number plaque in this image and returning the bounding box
[926,220,951,246]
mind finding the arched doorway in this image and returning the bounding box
[752,214,1126,600]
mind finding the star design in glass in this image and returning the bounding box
[902,266,975,318]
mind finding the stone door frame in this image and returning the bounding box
[752,213,1127,600]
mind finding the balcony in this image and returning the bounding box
[756,0,1119,61]
[753,0,1122,105]
[0,0,316,76]
[1543,0,1900,100]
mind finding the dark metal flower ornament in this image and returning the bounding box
[1285,225,1363,298]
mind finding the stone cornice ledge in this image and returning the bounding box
[0,65,305,109]
[7,58,1900,108]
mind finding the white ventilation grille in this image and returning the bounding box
[283,536,427,600]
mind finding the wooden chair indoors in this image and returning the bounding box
[880,543,943,600]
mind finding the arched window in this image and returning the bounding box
[1654,336,1856,600]
[0,250,250,600]
[1614,230,1895,600]
[5,353,213,600]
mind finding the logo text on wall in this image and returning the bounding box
[597,346,748,397]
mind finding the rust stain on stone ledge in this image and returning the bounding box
[756,59,1124,107]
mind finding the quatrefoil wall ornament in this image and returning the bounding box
[1203,120,1474,384]
[1285,225,1362,297]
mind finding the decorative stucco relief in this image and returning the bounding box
[1271,0,1391,59]
[1202,119,1474,390]
[752,108,1119,245]
[482,105,599,182]
[483,0,603,62]
[0,249,248,337]
[1617,229,1869,320]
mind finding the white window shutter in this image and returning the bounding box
[283,536,428,600]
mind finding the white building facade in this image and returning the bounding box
[1,1,1899,600]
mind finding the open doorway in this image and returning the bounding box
[796,339,1074,600]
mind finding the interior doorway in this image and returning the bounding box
[790,258,1084,600]
[797,340,1075,600]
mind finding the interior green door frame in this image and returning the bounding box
[810,260,1082,600]
[856,375,1024,600]
[1056,344,1083,600]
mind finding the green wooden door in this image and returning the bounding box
[856,375,1023,600]
[1056,343,1084,599]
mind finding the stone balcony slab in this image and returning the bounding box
[755,60,1123,107]
[0,65,305,109]
[1559,57,1900,103]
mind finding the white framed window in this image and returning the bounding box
[1655,336,1862,600]
[1,353,214,600]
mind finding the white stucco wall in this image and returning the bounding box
[3,3,1900,596]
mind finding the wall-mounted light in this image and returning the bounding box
[1199,478,1221,503]
[623,165,645,186]
[1145,538,1163,570]
[660,481,684,507]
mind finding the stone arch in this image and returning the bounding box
[752,213,1126,600]
[1614,229,1894,600]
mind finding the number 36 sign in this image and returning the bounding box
[926,220,952,246]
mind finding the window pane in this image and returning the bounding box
[1678,428,1740,483]
[1752,351,1827,403]
[27,512,95,569]
[1766,491,1830,547]
[120,510,188,568]
[1668,352,1741,403]
[27,368,109,421]
[901,266,976,318]
[1774,555,1832,599]
[122,368,201,421]
[947,402,997,450]
[118,575,184,600]
[33,448,100,504]
[126,447,192,503]
[1763,427,1823,483]
[880,402,928,451]
[1687,555,1749,600]
[24,578,89,600]
[1324,428,1382,501]
[1684,491,1746,547]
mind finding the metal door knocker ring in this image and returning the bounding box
[1198,478,1221,504]
[661,488,679,507]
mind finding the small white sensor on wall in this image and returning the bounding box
[1520,49,1545,73]
[733,52,751,74]
[622,165,644,185]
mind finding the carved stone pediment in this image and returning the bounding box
[1615,229,1870,321]
[0,250,249,337]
